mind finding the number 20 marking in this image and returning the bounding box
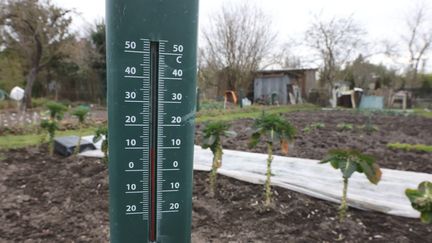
[170,203,180,210]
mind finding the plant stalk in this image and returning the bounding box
[209,141,222,196]
[265,129,274,207]
[49,133,54,156]
[340,177,349,221]
[75,123,82,155]
[103,141,108,163]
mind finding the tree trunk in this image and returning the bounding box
[22,67,38,110]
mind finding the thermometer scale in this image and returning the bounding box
[106,1,199,242]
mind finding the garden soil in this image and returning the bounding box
[196,110,432,174]
[1,110,432,242]
[1,146,431,242]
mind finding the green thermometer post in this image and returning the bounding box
[106,0,199,242]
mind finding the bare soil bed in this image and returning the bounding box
[1,146,431,242]
[196,110,432,173]
[1,110,432,242]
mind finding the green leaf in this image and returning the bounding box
[405,181,432,224]
[202,135,216,147]
[420,212,432,224]
[223,130,237,138]
[40,119,58,134]
[93,136,102,143]
[250,114,295,148]
[94,126,108,143]
[341,160,357,179]
[319,149,381,183]
[328,159,338,169]
[249,130,262,148]
[406,188,423,202]
[72,106,90,123]
[101,142,108,154]
[358,160,382,184]
[45,101,68,121]
[419,181,432,194]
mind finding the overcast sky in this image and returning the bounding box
[52,0,431,71]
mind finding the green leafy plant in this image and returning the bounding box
[40,102,68,155]
[320,149,382,221]
[72,106,90,155]
[357,115,379,133]
[302,122,325,133]
[358,124,379,133]
[94,126,108,163]
[365,115,379,132]
[388,143,432,153]
[46,101,68,120]
[336,123,354,131]
[201,121,236,196]
[406,181,432,223]
[249,113,296,206]
[41,119,59,156]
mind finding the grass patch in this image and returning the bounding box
[0,126,98,150]
[1,104,316,149]
[302,122,325,133]
[387,143,432,153]
[413,108,432,119]
[336,123,354,131]
[196,104,317,123]
[200,100,225,110]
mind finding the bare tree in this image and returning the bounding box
[305,15,366,89]
[402,1,432,87]
[200,3,277,92]
[0,0,72,109]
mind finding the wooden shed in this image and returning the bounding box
[253,68,318,105]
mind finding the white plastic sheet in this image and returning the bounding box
[79,136,431,218]
[194,146,432,218]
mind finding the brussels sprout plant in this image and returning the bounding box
[406,181,432,224]
[201,121,236,196]
[40,102,68,155]
[249,113,296,207]
[94,126,109,163]
[72,106,90,155]
[320,149,382,221]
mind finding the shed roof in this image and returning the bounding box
[255,68,318,78]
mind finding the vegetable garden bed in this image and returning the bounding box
[1,109,431,242]
[0,146,431,242]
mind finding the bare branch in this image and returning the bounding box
[402,1,432,86]
[304,14,367,88]
[200,3,277,92]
